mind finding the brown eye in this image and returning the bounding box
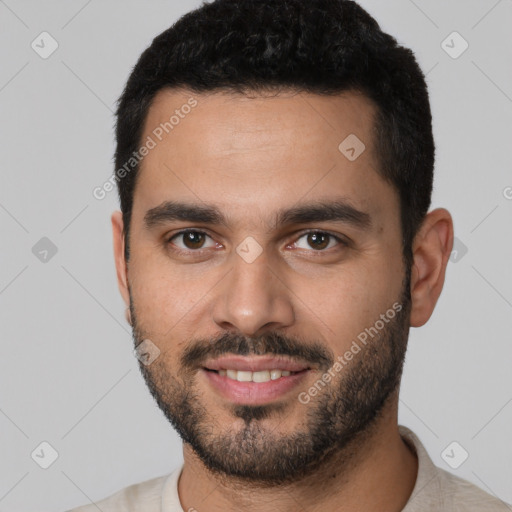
[306,232,329,250]
[294,231,345,251]
[168,230,216,251]
[183,231,206,249]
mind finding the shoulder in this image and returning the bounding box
[65,473,171,512]
[399,425,510,512]
[434,467,510,512]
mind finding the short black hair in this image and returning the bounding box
[115,0,434,270]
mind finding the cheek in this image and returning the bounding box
[298,254,403,354]
[128,250,220,340]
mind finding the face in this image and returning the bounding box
[121,89,411,483]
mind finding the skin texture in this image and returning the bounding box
[112,89,454,512]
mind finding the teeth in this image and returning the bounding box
[237,370,252,382]
[270,369,281,380]
[253,370,271,383]
[217,369,297,382]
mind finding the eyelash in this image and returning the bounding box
[165,229,349,255]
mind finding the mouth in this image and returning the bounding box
[205,368,303,382]
[200,355,313,405]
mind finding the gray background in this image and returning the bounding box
[0,1,511,511]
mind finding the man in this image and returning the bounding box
[69,0,510,510]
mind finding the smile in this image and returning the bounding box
[210,368,296,382]
[202,368,310,405]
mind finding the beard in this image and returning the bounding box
[130,269,412,486]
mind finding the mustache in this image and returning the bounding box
[181,331,334,370]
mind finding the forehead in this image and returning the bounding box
[132,88,397,231]
[143,87,376,156]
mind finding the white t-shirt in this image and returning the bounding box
[66,425,510,511]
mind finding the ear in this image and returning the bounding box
[111,211,130,308]
[409,208,454,327]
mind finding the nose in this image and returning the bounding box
[211,249,295,338]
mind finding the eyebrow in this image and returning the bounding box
[144,199,372,232]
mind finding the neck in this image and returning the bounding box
[178,399,418,512]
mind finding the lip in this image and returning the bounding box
[202,355,312,373]
[201,367,311,405]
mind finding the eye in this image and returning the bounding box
[167,230,217,251]
[292,231,346,251]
